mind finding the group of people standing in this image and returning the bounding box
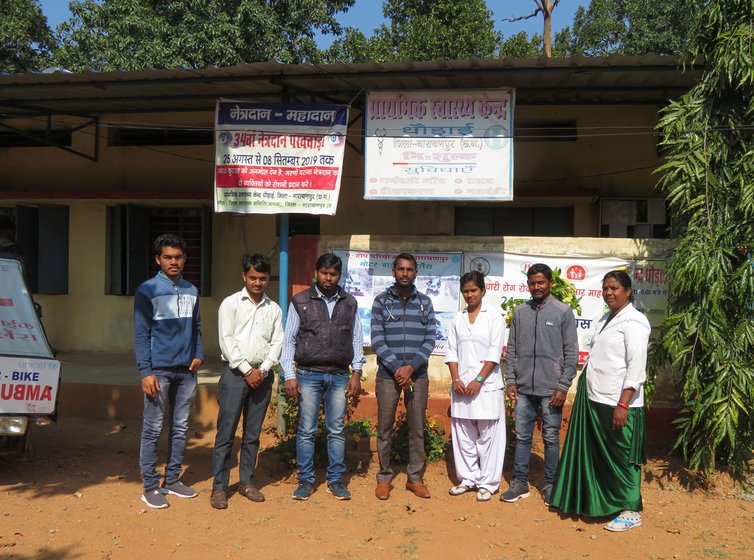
[134,234,650,533]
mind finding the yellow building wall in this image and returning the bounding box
[1,103,669,362]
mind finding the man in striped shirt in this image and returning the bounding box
[371,253,437,500]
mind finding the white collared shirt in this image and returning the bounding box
[585,303,651,407]
[218,289,283,375]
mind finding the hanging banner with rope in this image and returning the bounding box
[214,101,349,214]
[364,89,515,201]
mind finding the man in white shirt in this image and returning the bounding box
[211,254,283,509]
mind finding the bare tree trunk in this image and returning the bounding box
[542,0,554,57]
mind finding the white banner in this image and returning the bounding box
[214,101,348,214]
[364,90,514,201]
[331,249,463,354]
[464,253,634,363]
[632,259,669,327]
[0,356,60,414]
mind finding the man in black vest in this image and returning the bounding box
[282,253,364,501]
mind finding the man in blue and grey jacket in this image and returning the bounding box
[371,253,436,500]
[502,263,578,506]
[134,234,204,509]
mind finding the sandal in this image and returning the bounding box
[449,484,473,496]
[476,488,492,502]
[604,510,643,532]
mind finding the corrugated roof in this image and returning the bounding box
[0,55,702,117]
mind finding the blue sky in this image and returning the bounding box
[38,1,585,47]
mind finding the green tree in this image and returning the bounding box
[653,0,754,479]
[54,0,354,72]
[500,31,543,58]
[325,0,502,63]
[1,0,56,73]
[560,0,696,56]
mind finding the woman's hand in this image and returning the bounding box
[465,379,482,396]
[451,378,467,394]
[613,405,629,429]
[613,389,635,429]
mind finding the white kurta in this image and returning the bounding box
[445,302,506,420]
[585,303,651,407]
[445,301,507,492]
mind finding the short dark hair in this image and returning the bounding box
[243,253,271,275]
[152,234,186,257]
[315,253,342,273]
[393,252,417,269]
[527,263,552,281]
[460,270,485,291]
[603,269,634,302]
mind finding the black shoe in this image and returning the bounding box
[501,480,530,502]
[292,482,314,501]
[326,481,351,500]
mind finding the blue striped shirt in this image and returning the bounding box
[281,285,364,380]
[370,285,436,380]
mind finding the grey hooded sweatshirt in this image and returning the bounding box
[505,294,579,396]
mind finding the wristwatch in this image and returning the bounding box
[261,369,269,378]
[475,375,485,383]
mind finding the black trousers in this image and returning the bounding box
[212,367,273,490]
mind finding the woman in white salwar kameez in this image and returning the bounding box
[445,271,507,501]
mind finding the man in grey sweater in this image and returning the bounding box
[502,263,578,506]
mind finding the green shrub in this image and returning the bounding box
[390,413,448,464]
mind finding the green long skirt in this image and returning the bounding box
[550,371,646,517]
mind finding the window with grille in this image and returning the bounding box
[0,205,69,294]
[599,198,669,239]
[108,205,212,296]
[455,206,574,236]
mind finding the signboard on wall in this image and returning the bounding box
[463,253,668,362]
[214,101,348,214]
[465,253,630,362]
[364,89,515,201]
[331,249,463,354]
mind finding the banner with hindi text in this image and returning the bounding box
[464,253,635,363]
[214,101,348,214]
[364,90,514,201]
[331,249,463,354]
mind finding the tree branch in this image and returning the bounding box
[502,10,541,23]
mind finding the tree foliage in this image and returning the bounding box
[54,0,354,72]
[325,0,502,63]
[560,0,696,56]
[0,0,56,73]
[652,0,754,479]
[500,31,543,58]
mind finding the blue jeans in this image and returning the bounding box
[296,369,348,485]
[139,369,197,491]
[513,392,563,486]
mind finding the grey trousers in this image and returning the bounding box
[375,376,429,483]
[212,367,273,491]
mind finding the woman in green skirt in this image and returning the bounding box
[550,270,650,532]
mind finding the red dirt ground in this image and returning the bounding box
[1,417,752,560]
